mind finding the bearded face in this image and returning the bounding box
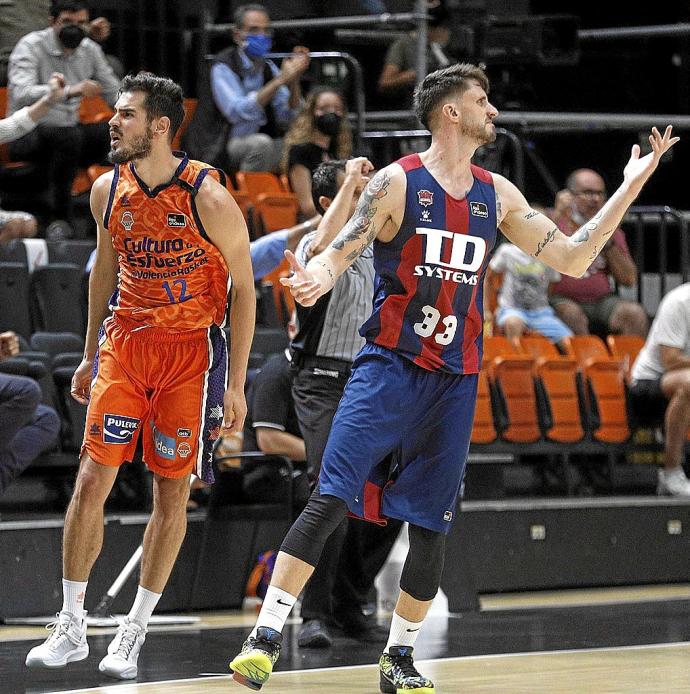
[108,127,154,164]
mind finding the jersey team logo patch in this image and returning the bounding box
[417,189,434,207]
[177,427,192,438]
[103,413,140,444]
[120,210,135,231]
[167,213,187,228]
[177,442,192,458]
[153,424,176,460]
[470,201,488,218]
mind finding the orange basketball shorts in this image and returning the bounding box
[81,315,227,482]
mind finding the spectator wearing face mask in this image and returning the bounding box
[6,0,119,226]
[183,3,310,173]
[282,86,353,219]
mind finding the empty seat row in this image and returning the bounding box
[471,334,644,449]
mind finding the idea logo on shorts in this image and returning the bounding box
[153,424,176,460]
[103,414,140,444]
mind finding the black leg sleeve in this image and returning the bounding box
[399,524,447,602]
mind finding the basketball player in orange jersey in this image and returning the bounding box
[25,73,255,680]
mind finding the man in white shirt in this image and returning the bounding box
[630,283,690,496]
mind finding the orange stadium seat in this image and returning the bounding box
[172,98,197,152]
[78,95,113,123]
[235,171,283,201]
[517,335,585,443]
[606,334,645,382]
[482,335,519,363]
[254,193,299,233]
[471,369,498,444]
[261,258,295,325]
[561,334,610,366]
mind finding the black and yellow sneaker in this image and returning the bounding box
[229,627,283,691]
[379,646,435,693]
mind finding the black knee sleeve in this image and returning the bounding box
[279,489,348,567]
[399,524,446,602]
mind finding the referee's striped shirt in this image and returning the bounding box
[291,231,375,363]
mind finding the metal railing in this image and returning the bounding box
[622,206,689,315]
[579,23,690,41]
[265,52,366,151]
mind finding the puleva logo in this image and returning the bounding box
[120,210,135,231]
[152,424,176,460]
[103,414,139,444]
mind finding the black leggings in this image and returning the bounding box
[280,490,446,602]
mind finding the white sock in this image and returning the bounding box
[385,611,424,652]
[250,586,297,638]
[62,579,87,620]
[127,586,162,629]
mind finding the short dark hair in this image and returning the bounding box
[413,63,489,130]
[119,72,185,143]
[233,3,269,30]
[311,160,347,215]
[50,0,89,17]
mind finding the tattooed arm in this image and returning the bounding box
[494,126,679,277]
[280,163,404,306]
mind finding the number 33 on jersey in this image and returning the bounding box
[360,154,498,374]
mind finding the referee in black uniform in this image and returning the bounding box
[291,158,402,648]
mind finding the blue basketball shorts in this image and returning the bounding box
[318,342,478,533]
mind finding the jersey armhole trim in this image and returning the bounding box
[103,166,120,230]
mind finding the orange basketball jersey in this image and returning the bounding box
[104,154,230,329]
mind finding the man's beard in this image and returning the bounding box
[108,131,153,164]
[461,121,496,145]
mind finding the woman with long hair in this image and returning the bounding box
[282,86,353,218]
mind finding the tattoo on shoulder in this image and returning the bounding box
[534,227,558,257]
[496,197,503,222]
[331,171,391,252]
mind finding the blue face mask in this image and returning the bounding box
[244,34,272,58]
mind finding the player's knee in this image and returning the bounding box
[610,302,648,337]
[153,475,191,515]
[399,524,446,602]
[72,458,114,507]
[279,491,348,567]
[554,301,588,334]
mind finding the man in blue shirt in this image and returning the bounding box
[185,4,309,172]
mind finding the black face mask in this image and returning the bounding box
[314,112,342,138]
[58,24,86,50]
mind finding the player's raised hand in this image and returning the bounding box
[623,125,679,191]
[279,249,324,306]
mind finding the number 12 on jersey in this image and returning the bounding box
[162,279,193,303]
[413,305,457,345]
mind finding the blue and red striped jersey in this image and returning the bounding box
[359,154,497,374]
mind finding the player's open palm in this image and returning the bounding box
[280,249,322,307]
[71,357,94,404]
[623,125,679,189]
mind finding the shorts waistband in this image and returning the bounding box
[109,314,211,342]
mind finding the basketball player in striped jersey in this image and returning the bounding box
[229,63,677,693]
[26,73,255,679]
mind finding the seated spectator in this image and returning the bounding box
[0,1,120,84]
[282,86,352,219]
[549,168,648,338]
[183,3,309,172]
[7,0,119,225]
[484,242,572,348]
[0,330,60,497]
[0,71,65,242]
[377,0,453,109]
[241,343,307,503]
[630,282,690,496]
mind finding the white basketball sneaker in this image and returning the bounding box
[98,617,147,679]
[657,467,690,496]
[25,611,89,668]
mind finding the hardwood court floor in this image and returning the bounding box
[50,643,690,694]
[3,588,690,694]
